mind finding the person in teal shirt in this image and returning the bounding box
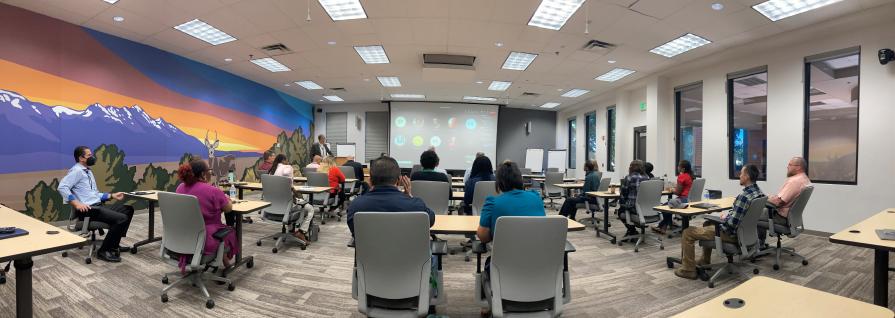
[477,160,546,244]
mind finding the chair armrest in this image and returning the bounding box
[471,240,489,254]
[702,215,724,225]
[430,240,448,256]
[565,240,576,253]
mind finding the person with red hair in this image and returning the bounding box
[175,159,239,267]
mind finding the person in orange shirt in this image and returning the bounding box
[318,156,347,215]
[759,157,811,247]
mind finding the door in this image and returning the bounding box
[634,126,647,161]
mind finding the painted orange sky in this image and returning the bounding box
[0,59,275,151]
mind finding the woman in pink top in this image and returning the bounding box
[175,159,239,267]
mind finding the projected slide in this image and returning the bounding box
[390,102,498,170]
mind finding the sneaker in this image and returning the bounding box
[650,226,667,234]
[674,268,697,280]
[96,250,122,263]
[293,231,309,243]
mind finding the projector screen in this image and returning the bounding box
[389,102,499,170]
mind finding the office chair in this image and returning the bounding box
[61,205,110,264]
[307,172,339,224]
[618,180,664,252]
[543,172,565,210]
[256,174,311,253]
[756,186,813,270]
[698,196,768,288]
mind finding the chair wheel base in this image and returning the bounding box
[227,284,235,291]
[256,241,262,246]
[85,258,92,264]
[300,245,307,250]
[246,259,254,268]
[773,264,780,270]
[161,294,168,303]
[708,282,715,288]
[161,276,169,284]
[660,245,665,250]
[206,299,215,309]
[61,251,68,257]
[802,260,809,266]
[666,260,674,269]
[272,248,278,254]
[753,268,760,274]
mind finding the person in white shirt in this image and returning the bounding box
[268,154,294,177]
[306,155,321,169]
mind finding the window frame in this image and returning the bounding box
[674,82,703,178]
[568,117,577,169]
[726,66,769,181]
[802,47,861,185]
[585,111,597,162]
[606,106,616,172]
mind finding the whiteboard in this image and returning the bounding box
[547,149,567,172]
[336,143,356,158]
[524,149,544,173]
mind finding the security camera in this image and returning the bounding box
[880,48,894,65]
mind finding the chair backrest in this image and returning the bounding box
[491,216,566,305]
[471,181,497,215]
[339,166,356,179]
[302,167,317,176]
[565,169,576,178]
[736,196,769,255]
[546,167,559,172]
[411,180,450,215]
[597,177,611,192]
[260,174,294,216]
[688,178,706,202]
[354,212,431,308]
[411,164,422,175]
[634,180,664,219]
[307,172,329,187]
[786,186,813,235]
[520,168,532,176]
[158,192,206,256]
[544,172,564,194]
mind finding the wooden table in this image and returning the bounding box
[452,191,465,201]
[0,205,86,317]
[655,197,735,267]
[221,200,271,276]
[234,182,331,199]
[533,177,580,183]
[672,276,894,318]
[830,208,895,307]
[451,182,465,188]
[586,190,674,244]
[430,215,585,235]
[554,183,584,197]
[451,176,463,181]
[293,176,358,184]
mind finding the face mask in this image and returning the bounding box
[85,157,97,166]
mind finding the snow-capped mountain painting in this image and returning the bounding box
[0,89,251,174]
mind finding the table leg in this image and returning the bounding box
[874,249,888,307]
[223,213,253,276]
[14,258,33,318]
[131,201,161,253]
[238,187,244,200]
[596,198,616,244]
[667,216,692,266]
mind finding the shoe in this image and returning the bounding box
[674,268,697,280]
[97,250,122,263]
[117,245,131,254]
[293,230,309,243]
[651,226,667,234]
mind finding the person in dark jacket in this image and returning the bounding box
[347,156,435,237]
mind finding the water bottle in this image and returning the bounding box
[703,190,710,201]
[229,184,237,199]
[227,169,235,184]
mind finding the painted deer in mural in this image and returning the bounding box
[204,130,236,181]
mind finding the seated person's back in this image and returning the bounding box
[477,160,546,243]
[347,156,436,237]
[464,155,496,211]
[410,149,450,183]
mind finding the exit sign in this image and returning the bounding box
[639,102,647,111]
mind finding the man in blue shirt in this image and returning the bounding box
[476,160,546,244]
[347,156,435,237]
[57,146,134,263]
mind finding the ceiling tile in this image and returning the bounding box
[89,6,169,37]
[230,0,297,33]
[411,18,448,47]
[115,0,199,27]
[371,18,415,45]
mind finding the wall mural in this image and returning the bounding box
[0,4,314,222]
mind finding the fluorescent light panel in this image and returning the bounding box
[540,102,561,109]
[103,0,119,3]
[295,81,323,90]
[463,96,497,102]
[390,94,425,99]
[528,0,586,30]
[502,52,538,70]
[174,19,236,45]
[323,95,344,102]
[377,76,401,87]
[354,45,390,64]
[488,81,512,91]
[753,0,842,22]
[650,33,711,58]
[561,88,590,98]
[250,58,291,72]
[595,68,635,82]
[318,0,367,21]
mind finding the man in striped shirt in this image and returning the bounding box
[676,164,765,280]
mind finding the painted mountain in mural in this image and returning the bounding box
[0,89,250,174]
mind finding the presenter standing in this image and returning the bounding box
[310,134,334,158]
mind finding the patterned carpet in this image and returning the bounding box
[0,196,890,317]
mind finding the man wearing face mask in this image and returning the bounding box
[58,146,135,263]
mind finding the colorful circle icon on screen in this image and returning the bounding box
[412,118,425,128]
[465,118,477,130]
[447,117,457,128]
[412,136,424,147]
[429,136,442,148]
[394,135,406,146]
[395,116,407,128]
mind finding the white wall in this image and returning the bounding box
[313,102,388,163]
[557,4,895,233]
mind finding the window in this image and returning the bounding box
[325,112,348,144]
[606,106,616,172]
[585,112,597,162]
[804,47,860,184]
[568,117,577,169]
[675,83,703,176]
[365,112,389,162]
[728,67,768,180]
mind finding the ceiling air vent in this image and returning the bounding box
[581,39,616,55]
[260,43,292,56]
[330,87,346,91]
[423,54,475,70]
[521,92,541,97]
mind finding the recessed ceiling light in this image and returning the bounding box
[488,81,512,91]
[475,81,484,84]
[464,96,497,102]
[711,3,724,11]
[495,42,504,47]
[502,52,538,71]
[561,89,590,98]
[323,95,344,102]
[377,76,401,87]
[284,83,291,87]
[318,0,367,21]
[224,58,233,62]
[528,0,585,31]
[112,16,124,22]
[649,33,711,58]
[296,81,323,90]
[327,41,337,45]
[540,102,561,109]
[556,88,563,91]
[390,94,425,99]
[174,19,237,45]
[353,45,390,64]
[103,0,119,3]
[595,68,636,82]
[753,0,842,21]
[608,60,617,64]
[250,57,291,72]
[319,100,324,102]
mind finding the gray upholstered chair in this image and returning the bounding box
[256,174,310,253]
[62,207,109,264]
[411,164,422,175]
[411,180,450,215]
[475,216,568,317]
[687,178,706,203]
[471,181,497,216]
[618,179,664,252]
[543,172,565,210]
[302,166,317,176]
[338,166,359,202]
[352,212,445,317]
[757,186,813,270]
[698,196,768,288]
[157,192,233,309]
[307,172,339,223]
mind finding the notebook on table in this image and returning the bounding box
[876,229,895,241]
[0,228,29,240]
[692,202,720,209]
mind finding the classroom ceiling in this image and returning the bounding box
[4,0,891,111]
